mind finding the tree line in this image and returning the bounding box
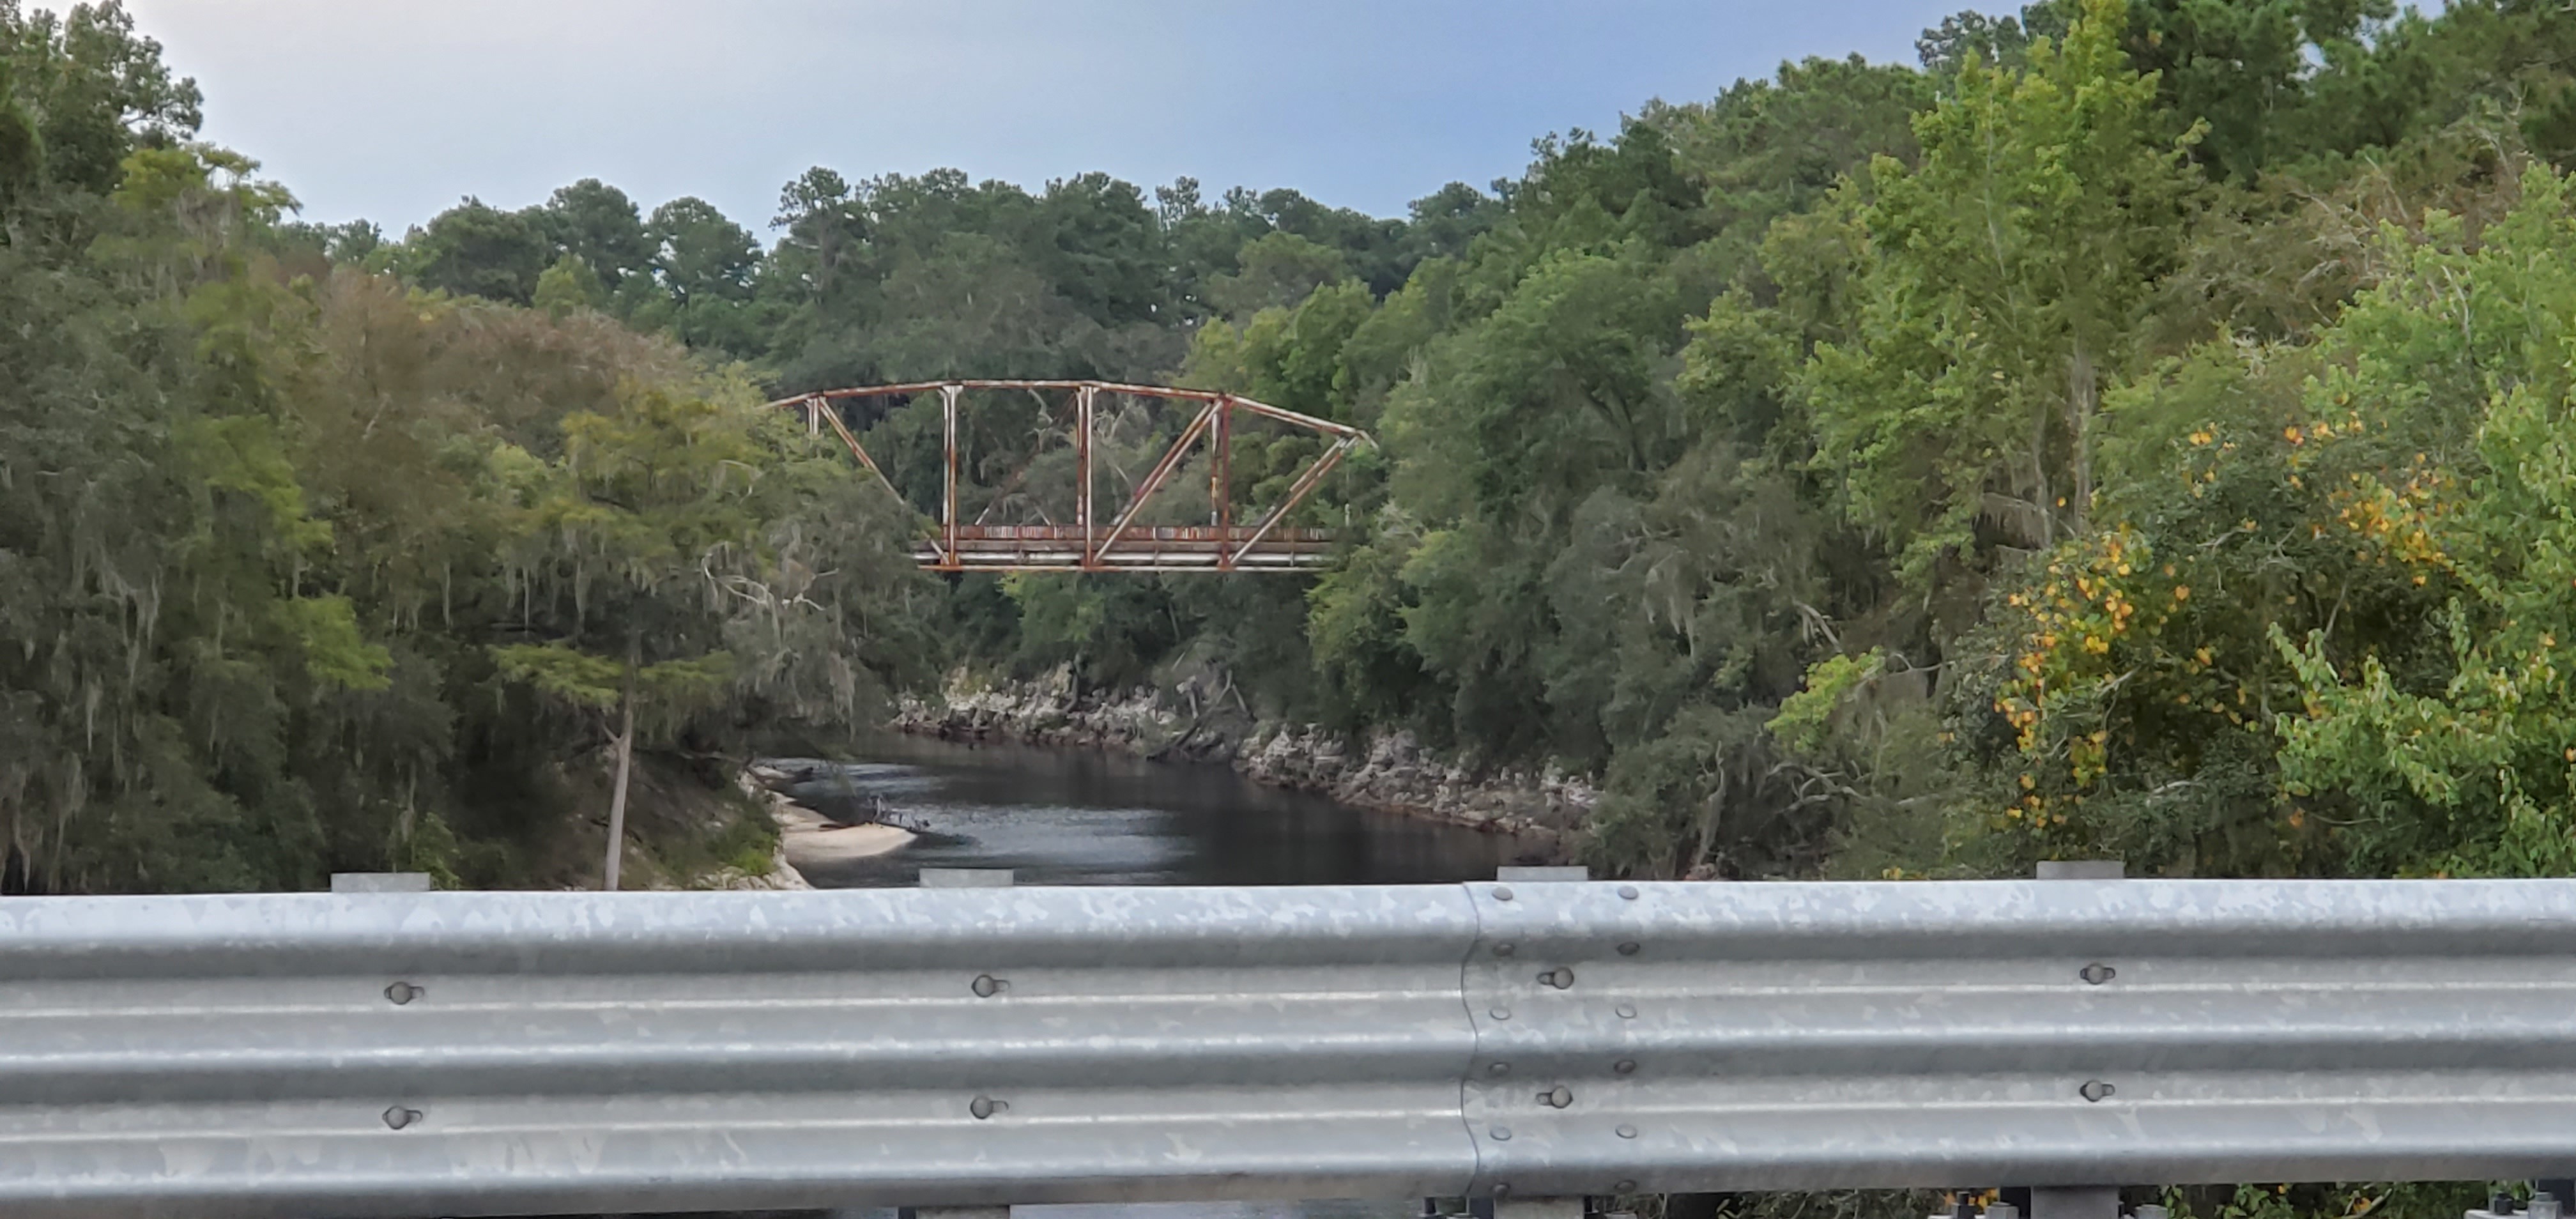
[9,0,2576,895]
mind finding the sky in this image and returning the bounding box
[122,1,1976,234]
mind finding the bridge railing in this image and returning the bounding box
[1,878,2573,1217]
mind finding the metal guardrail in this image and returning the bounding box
[1,878,2573,1217]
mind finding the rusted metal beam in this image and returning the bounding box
[767,381,1372,574]
[940,383,962,569]
[1227,437,1354,568]
[1211,395,1233,571]
[1077,384,1096,567]
[806,395,908,509]
[770,382,1363,440]
[1093,401,1217,565]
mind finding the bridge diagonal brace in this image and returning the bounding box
[807,395,908,510]
[1226,436,1356,569]
[1094,401,1218,563]
[770,381,1370,574]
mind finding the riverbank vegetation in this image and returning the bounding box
[10,0,2576,890]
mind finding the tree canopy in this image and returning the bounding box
[13,0,2576,916]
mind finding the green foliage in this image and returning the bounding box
[491,644,628,711]
[26,0,2576,919]
[1770,650,1884,760]
[0,1,199,194]
[534,252,606,316]
[2265,171,2576,876]
[0,19,930,891]
[1809,0,2205,588]
[406,197,548,304]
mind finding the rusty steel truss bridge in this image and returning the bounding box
[771,380,1370,574]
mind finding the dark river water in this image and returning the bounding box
[760,735,1522,1219]
[769,733,1528,889]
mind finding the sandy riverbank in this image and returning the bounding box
[740,765,917,872]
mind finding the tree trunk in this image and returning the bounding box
[602,652,638,892]
[2032,399,2056,549]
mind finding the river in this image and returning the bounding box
[770,733,1529,889]
[760,735,1524,1219]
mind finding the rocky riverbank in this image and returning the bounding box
[893,670,1591,857]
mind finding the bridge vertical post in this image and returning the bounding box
[1213,394,1232,569]
[940,383,963,567]
[1077,385,1095,568]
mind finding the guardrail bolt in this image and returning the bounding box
[1613,1058,1637,1076]
[2078,1080,2117,1102]
[1494,942,1517,957]
[1614,1180,1638,1193]
[1616,942,1641,956]
[1489,1125,1513,1140]
[2079,963,2117,985]
[1538,1085,1573,1108]
[1493,885,1515,901]
[381,1106,422,1130]
[970,974,1004,997]
[383,981,422,1006]
[1618,885,1639,900]
[969,1095,1007,1120]
[1614,1003,1637,1019]
[1615,1124,1638,1139]
[1491,1006,1513,1020]
[1540,967,1576,989]
[1489,1062,1512,1076]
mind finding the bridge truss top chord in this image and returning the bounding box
[770,379,1372,574]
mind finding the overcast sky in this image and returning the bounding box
[121,1,1974,234]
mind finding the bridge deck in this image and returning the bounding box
[921,525,1335,572]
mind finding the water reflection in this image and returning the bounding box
[772,734,1527,889]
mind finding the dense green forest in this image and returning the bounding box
[10,0,2576,893]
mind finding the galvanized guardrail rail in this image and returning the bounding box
[1,877,2573,1218]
